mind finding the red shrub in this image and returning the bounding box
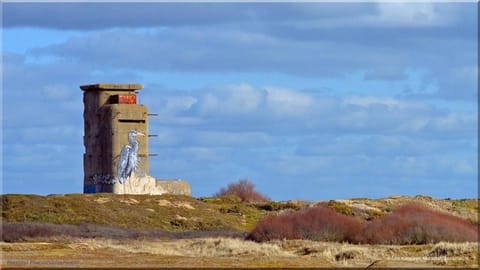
[248,202,479,245]
[247,205,364,242]
[360,203,478,244]
[215,179,270,203]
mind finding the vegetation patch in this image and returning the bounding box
[254,201,302,212]
[428,242,478,257]
[365,209,385,220]
[452,199,478,212]
[1,193,266,232]
[214,179,270,203]
[2,222,172,242]
[2,193,478,247]
[247,205,362,242]
[327,200,353,216]
[248,203,478,245]
[362,203,478,244]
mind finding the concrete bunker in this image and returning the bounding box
[80,83,190,195]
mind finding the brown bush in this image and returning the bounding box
[360,203,478,244]
[2,222,246,242]
[2,222,80,242]
[214,179,270,203]
[247,205,363,242]
[248,203,479,245]
[2,222,172,242]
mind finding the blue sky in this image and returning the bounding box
[2,2,478,200]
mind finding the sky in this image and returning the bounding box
[2,2,478,200]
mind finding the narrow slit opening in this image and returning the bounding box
[118,119,145,123]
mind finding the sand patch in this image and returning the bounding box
[94,197,111,204]
[158,200,195,210]
[120,198,139,205]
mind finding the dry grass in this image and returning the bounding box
[275,240,398,261]
[428,242,478,257]
[271,239,479,267]
[2,238,478,268]
[427,242,479,267]
[68,237,292,258]
[67,238,478,262]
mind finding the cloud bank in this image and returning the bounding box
[2,2,477,199]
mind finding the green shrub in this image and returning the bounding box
[366,210,385,220]
[201,194,242,204]
[327,200,353,215]
[256,201,301,212]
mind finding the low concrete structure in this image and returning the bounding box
[156,179,191,196]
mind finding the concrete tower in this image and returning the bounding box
[81,83,150,193]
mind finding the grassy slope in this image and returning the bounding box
[1,193,478,233]
[1,193,269,232]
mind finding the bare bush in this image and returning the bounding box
[214,179,270,203]
[2,222,80,242]
[247,205,363,242]
[248,203,479,245]
[360,203,478,244]
[2,222,171,242]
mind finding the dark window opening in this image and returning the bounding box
[119,119,145,123]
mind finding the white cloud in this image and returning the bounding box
[196,83,264,116]
[163,96,198,114]
[4,80,477,198]
[149,83,476,140]
[344,96,405,108]
[179,147,225,162]
[150,127,271,148]
[427,112,477,134]
[265,86,313,117]
[22,3,475,102]
[373,3,455,27]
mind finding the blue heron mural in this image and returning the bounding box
[117,130,145,188]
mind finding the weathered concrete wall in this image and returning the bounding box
[81,83,191,196]
[81,84,149,194]
[108,104,149,193]
[156,179,191,196]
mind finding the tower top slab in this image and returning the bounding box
[80,83,143,91]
